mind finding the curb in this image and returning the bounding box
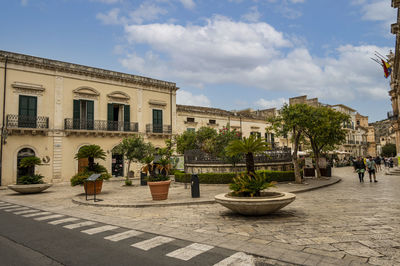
[71,177,342,208]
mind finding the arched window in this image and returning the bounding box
[17,148,35,180]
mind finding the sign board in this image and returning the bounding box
[86,173,101,181]
[305,158,313,168]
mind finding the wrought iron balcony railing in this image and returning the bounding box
[348,140,355,144]
[6,114,49,129]
[146,124,172,134]
[64,119,138,132]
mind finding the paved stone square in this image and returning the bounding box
[1,167,399,265]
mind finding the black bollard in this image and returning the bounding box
[191,174,200,198]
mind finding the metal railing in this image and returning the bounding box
[146,124,172,134]
[348,140,355,144]
[64,118,138,132]
[6,114,49,129]
[184,147,292,164]
[387,111,398,121]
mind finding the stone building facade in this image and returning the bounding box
[0,50,178,186]
[176,105,288,148]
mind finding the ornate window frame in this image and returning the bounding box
[12,82,45,96]
[107,91,130,104]
[73,86,100,100]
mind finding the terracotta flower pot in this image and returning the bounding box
[84,180,103,195]
[148,180,171,200]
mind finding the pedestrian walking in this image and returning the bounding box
[354,157,366,182]
[375,156,382,172]
[366,156,378,183]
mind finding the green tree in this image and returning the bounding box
[267,104,310,183]
[175,130,198,154]
[301,106,349,178]
[112,136,154,175]
[195,127,217,150]
[381,143,396,157]
[225,135,268,174]
[74,145,106,172]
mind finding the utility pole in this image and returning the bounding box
[0,56,8,186]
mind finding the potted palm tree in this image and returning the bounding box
[70,145,111,195]
[8,156,52,194]
[142,141,173,200]
[214,135,296,215]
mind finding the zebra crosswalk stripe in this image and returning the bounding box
[22,212,52,218]
[131,236,174,251]
[5,207,29,212]
[0,205,20,210]
[14,210,39,215]
[35,214,65,221]
[104,230,142,242]
[166,243,214,261]
[81,225,119,235]
[63,221,97,229]
[213,252,255,266]
[49,217,80,225]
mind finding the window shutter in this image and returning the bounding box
[124,104,130,131]
[87,100,94,130]
[73,100,80,129]
[107,103,113,131]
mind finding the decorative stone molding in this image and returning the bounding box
[149,100,167,109]
[12,82,45,96]
[107,91,130,103]
[73,86,100,100]
[0,50,178,92]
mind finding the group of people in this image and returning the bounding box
[353,156,383,183]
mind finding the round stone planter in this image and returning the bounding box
[148,180,171,200]
[8,184,52,194]
[215,191,296,216]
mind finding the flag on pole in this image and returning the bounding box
[381,59,392,78]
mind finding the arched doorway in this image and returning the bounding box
[77,146,89,173]
[17,148,35,181]
[112,152,124,177]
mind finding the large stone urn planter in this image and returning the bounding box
[8,184,52,194]
[215,191,296,216]
[148,180,171,200]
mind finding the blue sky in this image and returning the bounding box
[0,0,396,122]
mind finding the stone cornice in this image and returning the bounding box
[0,50,178,92]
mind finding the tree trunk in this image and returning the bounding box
[127,159,131,178]
[292,130,302,184]
[88,157,94,171]
[246,152,255,174]
[310,140,321,178]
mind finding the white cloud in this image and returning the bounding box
[96,8,124,25]
[255,98,288,109]
[177,90,211,107]
[179,0,195,10]
[21,0,28,6]
[289,0,305,3]
[129,2,168,24]
[241,6,261,22]
[119,16,392,103]
[354,0,396,35]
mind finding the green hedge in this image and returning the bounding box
[174,170,295,184]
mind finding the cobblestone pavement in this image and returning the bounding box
[1,167,399,265]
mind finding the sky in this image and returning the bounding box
[0,0,397,122]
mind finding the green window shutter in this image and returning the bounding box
[271,133,275,148]
[73,100,80,129]
[124,105,130,131]
[107,103,113,131]
[153,109,162,133]
[87,100,94,130]
[19,95,37,128]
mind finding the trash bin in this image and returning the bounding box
[191,174,200,198]
[140,172,147,186]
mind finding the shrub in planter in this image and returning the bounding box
[17,174,44,185]
[229,172,277,197]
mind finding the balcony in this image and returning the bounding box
[347,140,355,145]
[6,114,49,135]
[146,124,172,136]
[64,119,138,136]
[387,111,398,121]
